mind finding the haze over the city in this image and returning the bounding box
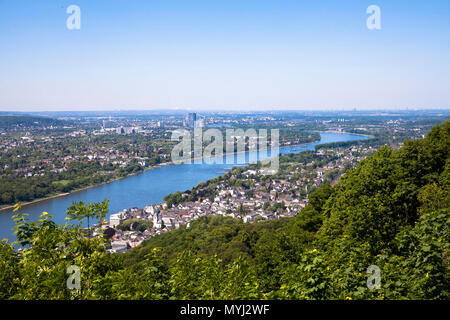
[1,0,449,111]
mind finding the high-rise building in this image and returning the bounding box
[185,112,197,127]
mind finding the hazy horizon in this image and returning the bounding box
[1,107,449,114]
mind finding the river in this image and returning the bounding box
[0,132,369,241]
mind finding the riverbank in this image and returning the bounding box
[0,161,174,213]
[320,130,375,139]
[0,192,71,213]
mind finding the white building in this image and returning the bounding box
[153,211,162,229]
[109,240,130,253]
[109,210,129,228]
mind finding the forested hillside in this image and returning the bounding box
[0,115,70,129]
[1,122,448,300]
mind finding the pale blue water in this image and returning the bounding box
[0,132,368,242]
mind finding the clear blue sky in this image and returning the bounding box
[0,0,449,111]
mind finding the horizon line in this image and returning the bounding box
[1,107,450,113]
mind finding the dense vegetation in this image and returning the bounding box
[0,122,448,299]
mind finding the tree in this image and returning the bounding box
[66,199,109,237]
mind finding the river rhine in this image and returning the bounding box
[0,132,369,241]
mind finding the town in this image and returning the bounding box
[102,141,379,253]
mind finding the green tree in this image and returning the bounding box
[66,199,109,237]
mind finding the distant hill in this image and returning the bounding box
[0,115,71,129]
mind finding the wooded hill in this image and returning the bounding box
[0,115,70,129]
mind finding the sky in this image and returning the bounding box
[0,0,449,111]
